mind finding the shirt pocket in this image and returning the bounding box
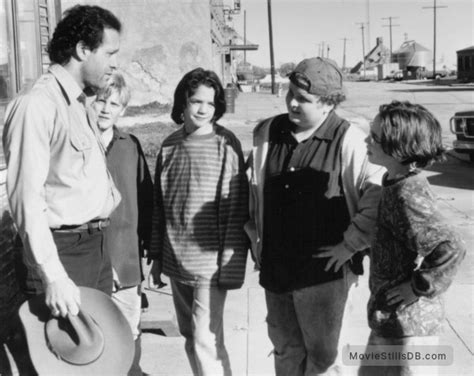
[69,126,93,168]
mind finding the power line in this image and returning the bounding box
[366,0,371,53]
[243,10,247,65]
[356,22,366,79]
[422,0,447,77]
[340,38,350,70]
[267,0,276,94]
[381,16,400,61]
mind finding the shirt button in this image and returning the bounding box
[284,184,289,189]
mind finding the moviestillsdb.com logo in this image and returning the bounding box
[342,345,454,366]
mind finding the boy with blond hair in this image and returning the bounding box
[94,72,153,375]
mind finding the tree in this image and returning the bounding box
[252,65,268,80]
[279,62,296,77]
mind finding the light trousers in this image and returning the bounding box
[170,279,231,376]
[112,285,141,340]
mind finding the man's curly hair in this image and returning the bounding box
[47,5,121,65]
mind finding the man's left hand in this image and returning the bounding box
[313,242,354,272]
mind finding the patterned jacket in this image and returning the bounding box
[368,172,466,337]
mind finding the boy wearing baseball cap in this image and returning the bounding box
[245,57,384,375]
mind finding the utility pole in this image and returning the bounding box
[366,0,371,53]
[356,22,366,79]
[267,0,276,94]
[382,16,400,62]
[340,38,348,70]
[317,43,324,57]
[423,0,447,77]
[243,10,247,65]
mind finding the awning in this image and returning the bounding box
[223,44,259,51]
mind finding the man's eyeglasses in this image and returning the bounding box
[289,71,311,92]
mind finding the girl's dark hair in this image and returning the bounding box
[171,68,226,124]
[48,5,121,65]
[378,100,445,168]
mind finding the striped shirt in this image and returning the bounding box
[150,124,249,288]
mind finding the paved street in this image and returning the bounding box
[139,80,473,376]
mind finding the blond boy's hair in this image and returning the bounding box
[97,71,131,107]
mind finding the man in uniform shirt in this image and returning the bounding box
[3,4,122,321]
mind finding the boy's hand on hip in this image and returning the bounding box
[45,277,81,317]
[314,242,353,272]
[385,281,418,308]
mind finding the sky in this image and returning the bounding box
[226,0,474,70]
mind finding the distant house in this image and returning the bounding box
[391,40,431,79]
[350,37,390,74]
[457,46,474,81]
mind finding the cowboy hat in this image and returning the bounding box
[19,287,134,375]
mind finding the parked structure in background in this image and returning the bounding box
[456,46,474,81]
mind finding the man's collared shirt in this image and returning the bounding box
[2,64,121,284]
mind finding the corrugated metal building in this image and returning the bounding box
[457,46,474,81]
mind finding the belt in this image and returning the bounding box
[52,218,110,233]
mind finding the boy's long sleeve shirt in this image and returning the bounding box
[105,127,153,287]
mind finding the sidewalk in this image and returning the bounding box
[140,91,474,375]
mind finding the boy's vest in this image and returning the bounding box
[260,113,354,293]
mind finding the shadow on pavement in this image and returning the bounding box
[389,87,474,93]
[425,154,474,190]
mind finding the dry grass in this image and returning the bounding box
[124,101,171,117]
[122,121,180,173]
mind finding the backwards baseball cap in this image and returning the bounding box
[289,57,344,96]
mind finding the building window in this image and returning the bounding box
[457,56,463,71]
[17,1,42,92]
[465,56,471,71]
[0,0,58,107]
[0,2,13,102]
[1,0,59,166]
